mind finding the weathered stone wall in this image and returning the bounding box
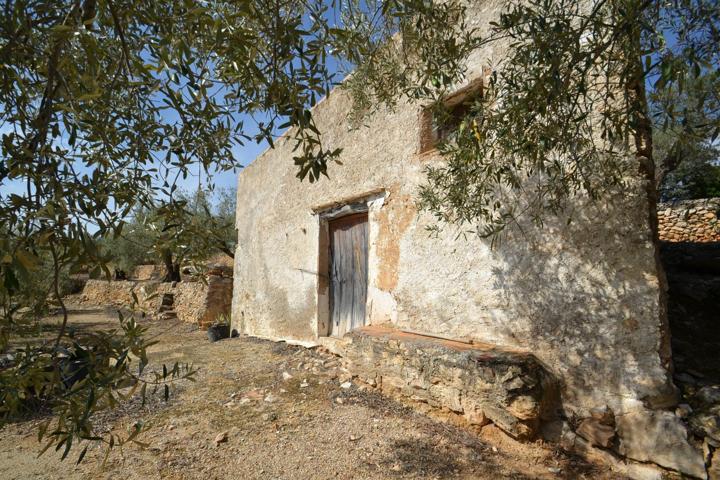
[77,274,232,328]
[174,282,208,325]
[198,275,233,327]
[658,198,720,242]
[342,326,551,441]
[132,264,162,281]
[77,279,138,307]
[135,281,209,324]
[230,1,705,476]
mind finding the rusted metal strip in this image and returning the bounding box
[399,329,475,345]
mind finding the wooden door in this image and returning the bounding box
[329,213,368,337]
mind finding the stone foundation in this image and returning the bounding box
[340,325,553,440]
[333,325,709,479]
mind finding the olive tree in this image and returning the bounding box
[394,0,718,236]
[0,0,477,461]
[4,0,717,463]
[102,188,237,282]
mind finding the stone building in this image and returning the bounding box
[231,2,710,478]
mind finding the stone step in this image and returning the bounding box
[159,311,177,320]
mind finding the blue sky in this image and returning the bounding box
[0,134,265,210]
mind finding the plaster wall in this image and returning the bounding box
[232,0,673,426]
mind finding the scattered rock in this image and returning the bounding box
[697,386,720,407]
[576,418,615,448]
[590,406,615,426]
[675,403,693,419]
[464,409,489,426]
[340,381,353,389]
[282,371,293,381]
[0,353,16,369]
[506,395,539,420]
[616,409,706,478]
[335,397,344,405]
[300,380,309,388]
[214,431,228,445]
[264,393,278,403]
[689,409,720,442]
[261,412,277,422]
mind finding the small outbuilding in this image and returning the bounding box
[231,2,706,477]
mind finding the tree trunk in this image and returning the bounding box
[162,250,181,282]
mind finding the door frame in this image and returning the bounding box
[328,211,369,338]
[315,191,385,338]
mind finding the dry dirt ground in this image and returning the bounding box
[0,306,624,480]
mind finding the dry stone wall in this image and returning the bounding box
[658,198,720,242]
[132,264,162,281]
[134,281,209,324]
[76,272,232,328]
[77,280,138,307]
[173,282,208,325]
[198,275,233,327]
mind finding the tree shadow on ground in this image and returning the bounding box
[378,437,482,477]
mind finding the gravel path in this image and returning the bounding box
[0,307,621,480]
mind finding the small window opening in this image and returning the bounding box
[419,77,484,153]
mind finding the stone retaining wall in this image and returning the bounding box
[76,273,232,328]
[341,326,552,441]
[134,281,209,324]
[132,264,162,281]
[657,198,720,242]
[198,275,233,327]
[338,325,707,478]
[77,280,138,307]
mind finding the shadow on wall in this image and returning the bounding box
[399,183,674,417]
[484,191,674,413]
